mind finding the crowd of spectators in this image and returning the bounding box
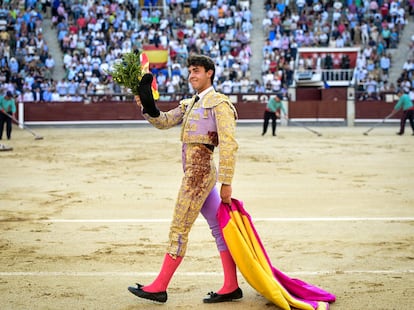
[0,0,257,101]
[50,0,255,99]
[0,2,54,102]
[261,0,414,100]
[394,33,414,100]
[0,0,413,103]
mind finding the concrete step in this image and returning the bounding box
[42,18,66,81]
[249,1,265,83]
[383,15,414,86]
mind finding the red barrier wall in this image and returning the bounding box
[19,88,400,122]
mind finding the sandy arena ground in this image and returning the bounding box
[1,124,413,310]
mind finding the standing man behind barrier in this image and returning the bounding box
[262,93,288,136]
[394,89,414,136]
[0,91,17,140]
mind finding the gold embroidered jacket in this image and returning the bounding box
[143,89,238,185]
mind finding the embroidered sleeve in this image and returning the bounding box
[144,103,186,129]
[214,101,238,185]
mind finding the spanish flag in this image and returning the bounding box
[142,44,168,69]
[140,52,160,100]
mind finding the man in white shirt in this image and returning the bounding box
[221,78,233,94]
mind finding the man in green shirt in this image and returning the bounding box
[394,89,414,135]
[0,91,17,140]
[262,93,288,136]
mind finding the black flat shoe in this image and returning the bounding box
[128,283,167,303]
[203,287,243,303]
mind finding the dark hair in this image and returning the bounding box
[187,54,215,84]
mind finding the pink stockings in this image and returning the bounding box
[217,250,239,294]
[143,253,183,293]
[143,250,238,294]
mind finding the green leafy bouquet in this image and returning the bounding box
[109,51,143,95]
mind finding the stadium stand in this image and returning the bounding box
[261,0,413,99]
[0,0,413,102]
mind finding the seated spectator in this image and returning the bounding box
[400,77,412,93]
[254,79,265,92]
[32,87,43,102]
[360,77,380,100]
[220,78,233,94]
[21,87,34,102]
[42,86,53,102]
[240,76,250,93]
[50,88,60,101]
[56,79,68,96]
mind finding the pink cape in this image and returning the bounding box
[217,198,336,310]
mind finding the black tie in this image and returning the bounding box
[194,95,200,102]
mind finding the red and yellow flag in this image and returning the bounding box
[140,51,160,100]
[142,44,168,69]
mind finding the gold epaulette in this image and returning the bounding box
[202,92,228,108]
[202,92,238,118]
